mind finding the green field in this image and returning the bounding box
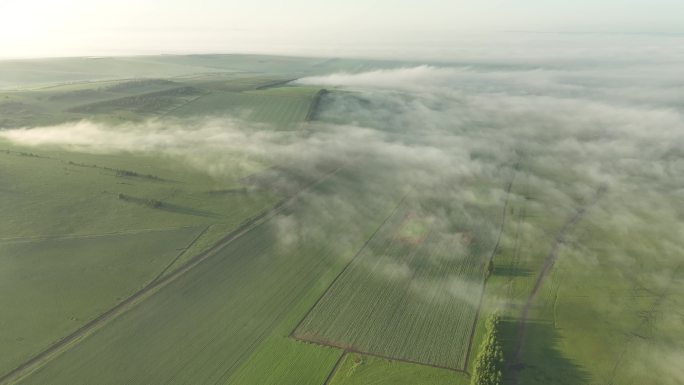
[0,71,323,128]
[482,175,684,385]
[328,353,469,385]
[0,227,202,376]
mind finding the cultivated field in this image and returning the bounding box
[294,199,494,370]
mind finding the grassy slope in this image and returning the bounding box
[0,142,277,239]
[0,76,321,128]
[225,256,348,385]
[0,55,323,90]
[0,140,279,381]
[170,86,320,129]
[0,227,203,377]
[550,190,684,385]
[0,54,404,91]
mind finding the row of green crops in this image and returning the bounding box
[294,199,497,370]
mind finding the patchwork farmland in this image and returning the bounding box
[1,54,682,385]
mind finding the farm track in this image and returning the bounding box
[322,352,347,385]
[509,187,605,385]
[21,78,134,91]
[0,167,342,385]
[292,336,468,374]
[158,94,205,117]
[150,224,213,283]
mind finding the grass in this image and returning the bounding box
[0,139,281,382]
[69,86,205,115]
[545,190,684,385]
[468,167,684,385]
[0,226,203,377]
[0,72,322,128]
[0,55,314,90]
[225,261,348,385]
[327,353,470,385]
[170,86,321,129]
[0,141,277,239]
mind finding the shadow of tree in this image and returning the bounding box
[498,317,591,385]
[117,194,220,218]
[205,188,251,195]
[158,203,221,218]
[494,265,534,277]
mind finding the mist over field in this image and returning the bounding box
[4,55,682,195]
[3,54,683,239]
[4,63,682,232]
[1,38,683,384]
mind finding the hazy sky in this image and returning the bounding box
[1,0,683,58]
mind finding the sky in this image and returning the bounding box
[1,0,684,58]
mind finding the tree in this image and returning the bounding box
[471,313,504,385]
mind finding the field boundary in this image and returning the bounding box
[0,167,343,385]
[322,352,347,385]
[289,194,407,337]
[290,193,481,374]
[297,173,519,376]
[293,337,468,374]
[305,89,329,121]
[150,224,212,283]
[462,173,517,371]
[255,79,298,90]
[509,186,605,385]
